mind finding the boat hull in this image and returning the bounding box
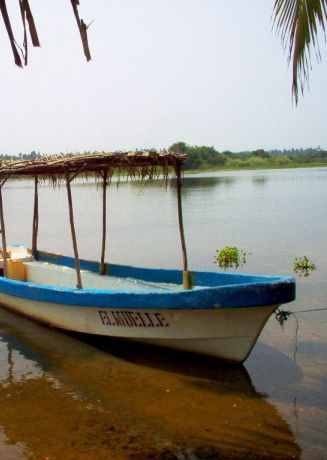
[0,249,295,363]
[0,290,277,362]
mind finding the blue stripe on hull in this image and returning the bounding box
[0,251,296,310]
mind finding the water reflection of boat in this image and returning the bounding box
[0,152,295,363]
[73,333,256,391]
[0,306,301,459]
[0,335,45,385]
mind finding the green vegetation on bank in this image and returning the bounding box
[169,142,327,171]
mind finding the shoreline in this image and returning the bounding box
[6,162,327,183]
[184,162,327,174]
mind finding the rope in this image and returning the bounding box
[274,306,327,361]
[288,307,327,314]
[275,307,327,324]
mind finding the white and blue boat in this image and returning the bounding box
[0,152,295,363]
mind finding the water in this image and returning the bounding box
[0,167,326,458]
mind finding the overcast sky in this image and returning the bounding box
[0,0,326,155]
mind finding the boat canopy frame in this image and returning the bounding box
[0,150,192,289]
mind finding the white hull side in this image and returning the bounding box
[0,291,277,363]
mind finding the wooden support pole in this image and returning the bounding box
[31,175,39,257]
[176,163,191,289]
[0,185,8,277]
[65,171,83,289]
[100,170,107,275]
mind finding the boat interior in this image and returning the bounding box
[0,246,181,292]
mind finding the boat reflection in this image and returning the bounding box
[0,307,301,459]
[76,334,255,393]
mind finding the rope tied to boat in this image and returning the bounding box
[275,308,292,325]
[274,307,327,361]
[275,306,327,326]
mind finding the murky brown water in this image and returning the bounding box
[0,168,326,458]
[0,308,300,459]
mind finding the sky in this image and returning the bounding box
[0,0,326,155]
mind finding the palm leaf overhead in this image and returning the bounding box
[0,2,325,102]
[0,0,91,66]
[273,0,327,103]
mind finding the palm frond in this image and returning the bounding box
[273,0,327,103]
[70,0,92,62]
[0,0,23,67]
[0,0,90,67]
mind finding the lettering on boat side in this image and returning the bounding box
[98,310,169,328]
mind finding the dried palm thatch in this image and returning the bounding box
[0,150,190,289]
[273,0,327,103]
[0,0,90,66]
[0,151,186,184]
[0,150,188,286]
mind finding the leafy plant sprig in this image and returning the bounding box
[293,256,316,277]
[215,246,248,270]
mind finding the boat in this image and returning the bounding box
[0,151,295,363]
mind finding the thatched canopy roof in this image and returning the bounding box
[0,151,186,183]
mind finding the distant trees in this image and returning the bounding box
[296,150,327,163]
[169,142,188,154]
[169,141,327,171]
[252,149,270,159]
[169,142,226,170]
[0,151,42,161]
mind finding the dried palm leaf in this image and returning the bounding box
[0,0,23,67]
[0,151,186,186]
[273,0,327,103]
[70,0,91,61]
[1,0,89,66]
[19,0,40,65]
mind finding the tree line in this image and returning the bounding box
[169,142,327,171]
[0,151,42,161]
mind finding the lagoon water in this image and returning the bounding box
[0,167,326,458]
